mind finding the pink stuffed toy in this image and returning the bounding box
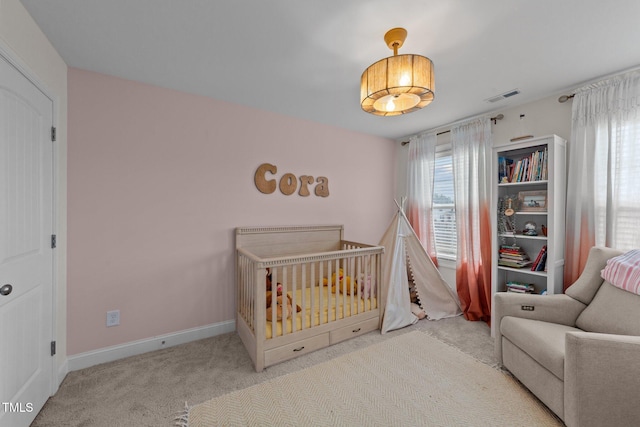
[358,274,376,299]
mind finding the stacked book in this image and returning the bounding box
[498,245,532,268]
[506,281,536,293]
[531,245,548,272]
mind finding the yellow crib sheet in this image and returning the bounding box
[265,286,377,339]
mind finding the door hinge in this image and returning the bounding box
[51,234,57,249]
[51,126,56,142]
[51,341,56,356]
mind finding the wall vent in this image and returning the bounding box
[485,89,520,103]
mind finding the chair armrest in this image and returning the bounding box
[493,293,586,363]
[494,292,586,326]
[564,332,640,427]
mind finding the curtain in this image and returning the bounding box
[565,70,640,288]
[451,118,492,323]
[406,132,439,265]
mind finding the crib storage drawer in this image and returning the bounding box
[264,333,330,366]
[330,317,379,344]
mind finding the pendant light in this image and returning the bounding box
[360,28,434,116]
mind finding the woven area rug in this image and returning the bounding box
[182,331,562,426]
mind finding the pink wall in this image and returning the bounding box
[67,68,396,355]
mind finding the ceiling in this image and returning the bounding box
[21,0,640,141]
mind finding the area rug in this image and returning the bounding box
[181,331,562,426]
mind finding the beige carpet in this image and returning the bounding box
[183,331,561,427]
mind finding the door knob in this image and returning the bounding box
[0,284,12,296]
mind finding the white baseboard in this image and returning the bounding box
[57,359,68,388]
[67,320,236,372]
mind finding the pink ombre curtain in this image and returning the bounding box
[565,70,640,289]
[451,118,492,323]
[406,132,439,265]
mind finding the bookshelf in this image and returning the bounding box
[491,135,567,334]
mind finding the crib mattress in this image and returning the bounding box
[266,286,377,339]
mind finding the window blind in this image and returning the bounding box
[433,153,457,259]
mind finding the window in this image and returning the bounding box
[432,150,457,259]
[593,121,640,250]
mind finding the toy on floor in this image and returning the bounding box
[408,275,426,319]
[411,302,426,319]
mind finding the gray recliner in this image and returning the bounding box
[494,246,640,427]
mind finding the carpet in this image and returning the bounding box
[181,331,562,427]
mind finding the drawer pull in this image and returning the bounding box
[352,328,361,333]
[293,346,305,352]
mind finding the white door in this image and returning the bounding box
[0,54,55,427]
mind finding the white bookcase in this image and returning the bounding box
[490,135,566,335]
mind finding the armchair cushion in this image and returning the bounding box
[575,281,640,335]
[565,247,623,305]
[501,317,581,380]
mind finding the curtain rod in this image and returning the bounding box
[400,114,504,146]
[557,64,640,104]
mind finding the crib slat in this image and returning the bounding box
[282,267,288,336]
[271,267,278,338]
[341,258,346,319]
[335,258,340,322]
[243,257,249,328]
[363,254,369,312]
[351,256,357,315]
[301,263,306,331]
[290,265,297,334]
[319,261,325,325]
[328,261,333,324]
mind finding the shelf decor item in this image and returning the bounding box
[523,221,537,236]
[518,190,547,212]
[497,196,518,245]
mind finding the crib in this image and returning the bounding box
[236,225,384,372]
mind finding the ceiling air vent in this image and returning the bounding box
[485,89,520,103]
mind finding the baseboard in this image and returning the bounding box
[67,320,236,372]
[57,359,68,388]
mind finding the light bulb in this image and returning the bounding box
[385,97,396,112]
[399,73,411,86]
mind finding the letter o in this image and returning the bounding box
[279,173,297,195]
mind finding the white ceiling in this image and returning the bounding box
[21,0,640,141]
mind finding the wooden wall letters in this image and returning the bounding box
[254,163,329,197]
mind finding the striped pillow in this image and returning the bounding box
[600,249,640,295]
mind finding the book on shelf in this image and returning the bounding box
[531,245,547,271]
[505,281,536,293]
[498,245,532,268]
[499,259,533,268]
[536,252,548,272]
[498,157,514,183]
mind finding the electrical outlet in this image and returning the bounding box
[106,310,120,327]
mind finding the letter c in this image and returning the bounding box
[254,163,277,194]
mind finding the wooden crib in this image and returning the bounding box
[236,225,384,372]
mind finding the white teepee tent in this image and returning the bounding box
[380,201,462,333]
